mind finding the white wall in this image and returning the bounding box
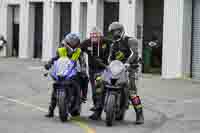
[135,0,143,57]
[42,1,60,61]
[80,2,88,41]
[119,0,143,58]
[53,3,61,51]
[19,0,32,58]
[97,0,104,32]
[0,0,9,56]
[0,1,11,56]
[71,0,81,33]
[0,1,3,35]
[28,3,35,58]
[162,0,192,79]
[119,0,136,37]
[86,0,104,37]
[6,0,20,5]
[6,6,14,57]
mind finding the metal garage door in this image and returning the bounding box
[60,3,71,41]
[103,1,119,36]
[34,3,43,58]
[192,0,200,80]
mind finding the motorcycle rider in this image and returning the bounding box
[45,33,88,117]
[80,27,112,120]
[90,22,144,124]
[108,22,144,124]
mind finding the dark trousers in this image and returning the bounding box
[77,72,89,99]
[89,69,104,106]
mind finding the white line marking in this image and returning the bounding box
[0,96,48,113]
[27,66,44,70]
[0,95,96,133]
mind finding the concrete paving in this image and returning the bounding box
[0,57,200,133]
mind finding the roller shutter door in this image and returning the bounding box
[192,0,200,80]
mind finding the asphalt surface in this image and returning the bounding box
[0,57,199,133]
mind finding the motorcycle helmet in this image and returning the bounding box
[108,22,125,41]
[63,33,80,57]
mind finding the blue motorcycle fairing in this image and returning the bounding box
[51,60,77,81]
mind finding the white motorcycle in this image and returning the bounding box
[102,60,130,126]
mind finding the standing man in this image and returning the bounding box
[80,27,112,120]
[108,22,144,124]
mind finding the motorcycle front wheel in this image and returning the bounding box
[105,94,116,127]
[58,93,68,122]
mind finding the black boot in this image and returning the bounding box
[45,106,54,118]
[45,89,56,118]
[89,99,97,111]
[131,96,144,124]
[135,107,144,124]
[89,100,102,120]
[90,94,97,111]
[89,110,102,120]
[89,102,103,120]
[89,107,97,112]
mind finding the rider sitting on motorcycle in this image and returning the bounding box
[91,22,144,124]
[108,22,144,124]
[45,33,88,118]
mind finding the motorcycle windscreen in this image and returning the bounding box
[51,58,77,80]
[102,69,128,85]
